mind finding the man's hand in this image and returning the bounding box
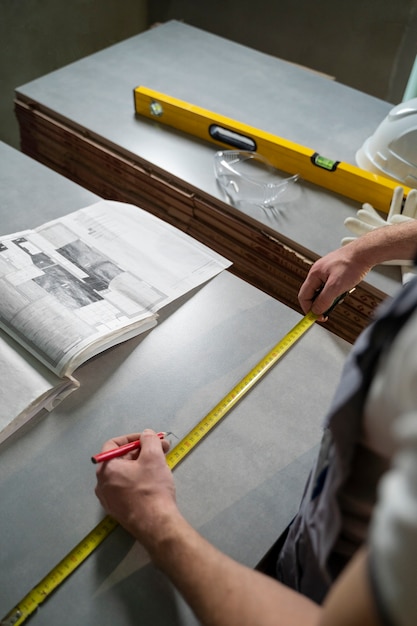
[298,246,369,319]
[95,432,381,626]
[299,188,417,317]
[95,429,177,549]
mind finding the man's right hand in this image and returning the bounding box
[94,429,178,550]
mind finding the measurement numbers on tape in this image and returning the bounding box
[1,516,119,626]
[2,309,320,626]
[165,310,318,468]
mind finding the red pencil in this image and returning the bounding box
[91,432,168,464]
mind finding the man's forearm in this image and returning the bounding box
[141,512,321,626]
[350,220,417,267]
[95,433,381,626]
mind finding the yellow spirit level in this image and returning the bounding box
[134,85,412,214]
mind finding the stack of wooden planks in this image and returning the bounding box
[15,94,386,345]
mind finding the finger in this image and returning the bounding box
[341,236,356,246]
[309,286,338,319]
[389,214,414,224]
[344,217,375,236]
[402,189,417,219]
[360,203,386,224]
[99,432,143,453]
[136,430,174,479]
[161,437,171,453]
[355,208,386,227]
[387,186,405,220]
[139,429,169,457]
[298,276,325,313]
[361,202,375,212]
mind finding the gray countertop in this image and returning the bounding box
[0,141,351,624]
[16,20,402,296]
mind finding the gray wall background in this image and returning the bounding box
[0,0,148,149]
[149,1,417,102]
[1,0,417,150]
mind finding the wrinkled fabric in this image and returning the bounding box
[276,277,417,604]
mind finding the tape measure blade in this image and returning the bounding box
[1,516,118,626]
[2,311,317,625]
[166,310,317,470]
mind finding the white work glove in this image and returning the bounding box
[342,186,417,284]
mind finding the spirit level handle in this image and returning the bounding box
[209,124,257,151]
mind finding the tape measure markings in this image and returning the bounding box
[165,310,317,469]
[2,309,317,626]
[2,515,119,626]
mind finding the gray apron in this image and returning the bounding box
[276,276,417,603]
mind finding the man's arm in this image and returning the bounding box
[298,220,417,318]
[95,430,381,626]
[320,549,380,626]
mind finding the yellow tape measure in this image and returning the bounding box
[165,310,318,467]
[1,516,119,626]
[2,309,318,626]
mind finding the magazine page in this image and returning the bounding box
[0,223,157,378]
[0,200,231,377]
[0,332,78,446]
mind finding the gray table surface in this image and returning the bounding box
[16,20,402,297]
[0,141,352,624]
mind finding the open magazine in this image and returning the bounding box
[0,200,231,445]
